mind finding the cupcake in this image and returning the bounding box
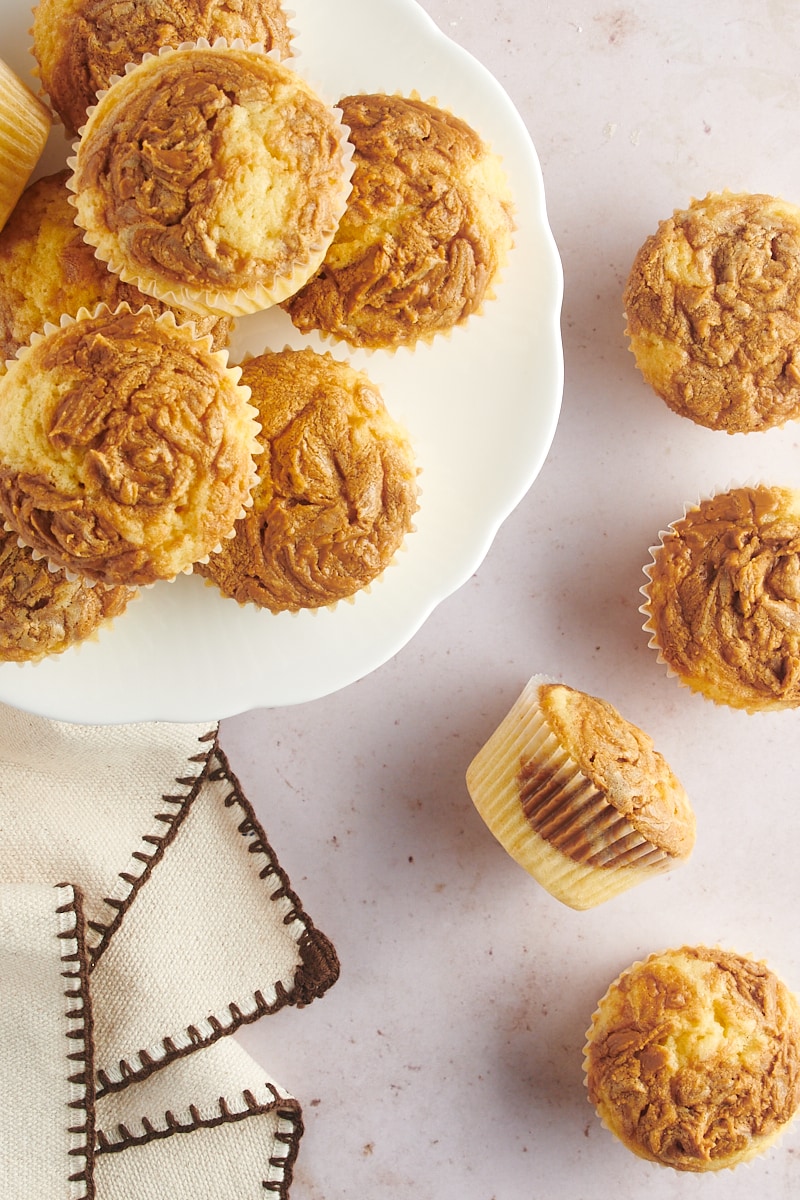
[0,57,51,234]
[584,946,800,1172]
[0,170,232,370]
[283,92,515,350]
[195,347,419,611]
[68,41,353,317]
[464,677,695,910]
[32,0,294,137]
[0,304,260,586]
[0,525,135,662]
[641,484,800,712]
[624,190,800,433]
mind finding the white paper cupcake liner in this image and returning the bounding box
[67,40,355,318]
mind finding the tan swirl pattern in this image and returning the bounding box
[0,306,258,586]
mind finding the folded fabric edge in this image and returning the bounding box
[209,741,341,1010]
[55,882,97,1200]
[86,727,218,962]
[95,1083,304,1197]
[94,740,341,1096]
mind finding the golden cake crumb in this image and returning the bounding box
[585,946,800,1171]
[624,191,800,432]
[284,92,514,349]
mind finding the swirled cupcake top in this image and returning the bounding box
[32,0,294,136]
[537,682,695,859]
[0,170,231,369]
[624,191,800,433]
[0,305,259,586]
[284,92,515,348]
[196,347,418,611]
[643,485,800,711]
[0,525,134,661]
[585,946,800,1171]
[69,44,352,314]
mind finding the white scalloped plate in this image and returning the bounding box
[0,0,563,723]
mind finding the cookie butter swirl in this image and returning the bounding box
[33,0,294,136]
[517,683,694,865]
[644,486,800,711]
[196,348,418,611]
[624,191,800,432]
[585,947,800,1171]
[284,92,515,348]
[70,45,351,313]
[0,526,134,661]
[0,307,258,586]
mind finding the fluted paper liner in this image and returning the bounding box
[67,40,355,318]
[282,88,516,354]
[582,945,800,1172]
[0,58,51,233]
[0,302,261,586]
[639,479,800,712]
[466,676,681,911]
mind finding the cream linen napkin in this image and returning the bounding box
[0,702,339,1198]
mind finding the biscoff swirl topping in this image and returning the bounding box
[0,307,257,585]
[0,526,134,661]
[72,47,348,293]
[34,0,293,136]
[284,92,515,349]
[196,347,418,611]
[586,947,800,1171]
[0,170,231,369]
[624,191,800,432]
[526,683,694,860]
[645,486,800,710]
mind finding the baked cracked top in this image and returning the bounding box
[643,485,800,711]
[70,44,351,315]
[535,683,695,859]
[32,0,294,136]
[0,170,231,370]
[585,946,800,1171]
[624,191,800,433]
[0,525,135,661]
[196,347,418,611]
[0,306,259,586]
[283,92,515,349]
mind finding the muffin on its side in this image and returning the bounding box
[0,57,51,234]
[68,42,353,317]
[284,92,515,350]
[0,170,232,370]
[641,484,800,712]
[584,946,800,1171]
[0,526,135,662]
[32,0,294,136]
[624,191,800,433]
[0,305,260,587]
[195,347,419,612]
[465,677,695,910]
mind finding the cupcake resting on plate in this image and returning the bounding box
[624,190,800,433]
[31,0,294,136]
[0,57,51,234]
[465,677,695,910]
[0,170,231,370]
[0,525,135,662]
[195,347,419,612]
[68,41,353,316]
[641,484,800,712]
[584,946,800,1172]
[0,304,260,587]
[284,92,515,350]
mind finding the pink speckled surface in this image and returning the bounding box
[223,3,800,1197]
